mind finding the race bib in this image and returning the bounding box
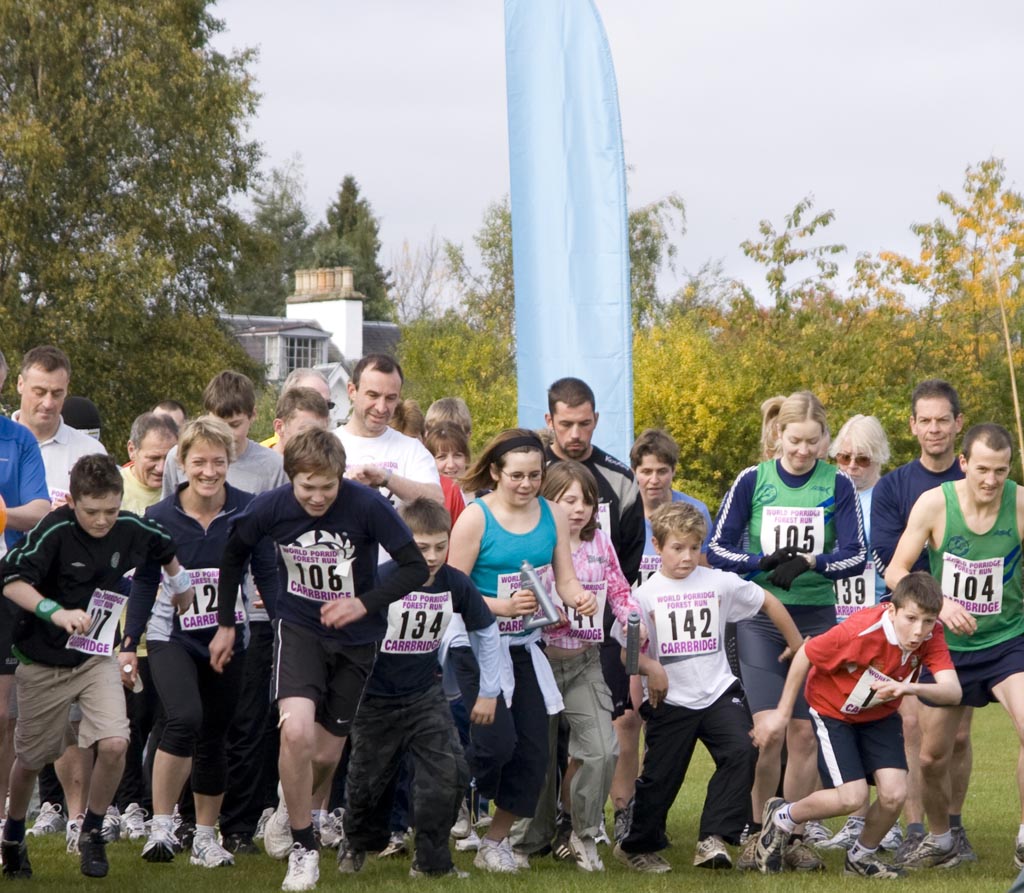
[637,553,661,587]
[941,553,1003,616]
[760,506,825,557]
[841,665,898,716]
[651,588,720,662]
[178,568,244,632]
[66,589,127,657]
[596,502,611,536]
[834,562,877,620]
[49,487,70,508]
[280,544,354,603]
[381,590,453,654]
[559,580,606,643]
[494,564,553,635]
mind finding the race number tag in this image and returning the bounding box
[382,590,453,654]
[637,554,661,587]
[841,665,898,716]
[760,506,824,557]
[941,553,1003,616]
[49,488,70,508]
[280,545,354,603]
[835,562,877,620]
[560,580,606,643]
[651,588,720,662]
[494,563,554,635]
[178,569,244,632]
[596,502,611,535]
[66,589,127,657]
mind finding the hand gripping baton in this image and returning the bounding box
[520,560,561,630]
[625,610,641,674]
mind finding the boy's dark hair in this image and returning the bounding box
[69,454,124,501]
[202,370,256,418]
[351,354,404,388]
[21,345,71,377]
[890,572,943,615]
[399,497,451,536]
[649,501,707,548]
[275,387,329,424]
[547,377,595,415]
[911,379,961,419]
[153,398,187,420]
[962,422,1013,461]
[283,427,346,482]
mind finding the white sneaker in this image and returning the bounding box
[803,820,831,845]
[28,802,65,836]
[474,838,518,873]
[454,829,480,852]
[377,830,408,859]
[142,824,177,863]
[880,822,904,852]
[451,800,471,840]
[820,816,865,850]
[264,803,294,861]
[319,808,345,849]
[120,803,148,841]
[569,832,604,871]
[254,807,274,841]
[511,848,530,870]
[101,805,121,843]
[66,815,83,854]
[282,843,320,892]
[191,832,235,868]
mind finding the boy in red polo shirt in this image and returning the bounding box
[752,572,960,879]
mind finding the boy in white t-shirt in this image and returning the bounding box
[613,502,803,873]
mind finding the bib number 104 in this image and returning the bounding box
[947,572,995,603]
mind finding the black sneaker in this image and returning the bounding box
[844,851,907,879]
[1,839,32,879]
[174,820,196,852]
[79,829,109,878]
[754,798,788,874]
[221,833,259,855]
[552,815,573,862]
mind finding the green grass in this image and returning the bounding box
[17,703,1024,891]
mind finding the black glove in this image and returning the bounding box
[759,546,799,572]
[769,555,812,590]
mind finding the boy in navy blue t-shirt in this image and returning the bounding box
[337,497,501,878]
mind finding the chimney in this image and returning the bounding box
[287,266,365,360]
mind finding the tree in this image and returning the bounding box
[312,175,392,321]
[231,159,312,316]
[0,0,263,454]
[629,192,686,327]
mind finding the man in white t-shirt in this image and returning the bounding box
[334,355,442,509]
[13,345,108,849]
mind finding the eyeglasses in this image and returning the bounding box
[501,470,544,483]
[835,453,873,468]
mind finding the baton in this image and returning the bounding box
[520,560,561,630]
[625,610,641,674]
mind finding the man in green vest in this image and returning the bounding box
[886,423,1024,872]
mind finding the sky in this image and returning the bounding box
[211,0,1024,301]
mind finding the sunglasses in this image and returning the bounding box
[835,453,873,468]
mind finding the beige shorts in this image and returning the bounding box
[14,658,128,769]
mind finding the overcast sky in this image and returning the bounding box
[212,0,1024,300]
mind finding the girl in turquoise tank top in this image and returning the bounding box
[449,429,598,872]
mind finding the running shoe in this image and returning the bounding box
[282,844,319,892]
[614,803,633,842]
[473,837,518,873]
[26,802,64,837]
[953,826,977,862]
[1016,836,1024,871]
[693,834,731,869]
[191,832,235,868]
[101,806,121,844]
[254,807,274,841]
[377,830,408,858]
[142,824,177,863]
[318,808,345,849]
[819,815,865,850]
[336,840,366,874]
[612,842,671,873]
[66,815,83,855]
[551,815,573,862]
[894,828,924,864]
[880,822,904,853]
[844,851,907,879]
[735,832,759,871]
[454,829,480,852]
[221,832,259,855]
[569,832,604,871]
[754,798,787,874]
[784,839,826,872]
[1,839,31,879]
[79,829,109,878]
[450,801,471,840]
[409,862,469,879]
[119,803,148,841]
[897,833,961,870]
[803,820,831,845]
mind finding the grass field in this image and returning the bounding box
[15,703,1024,892]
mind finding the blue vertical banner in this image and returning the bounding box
[504,0,633,460]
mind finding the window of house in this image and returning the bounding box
[285,337,322,373]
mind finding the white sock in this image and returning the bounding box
[194,824,215,840]
[773,804,796,833]
[848,841,877,862]
[1018,823,1024,844]
[151,814,173,831]
[932,830,953,850]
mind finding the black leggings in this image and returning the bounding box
[148,640,246,796]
